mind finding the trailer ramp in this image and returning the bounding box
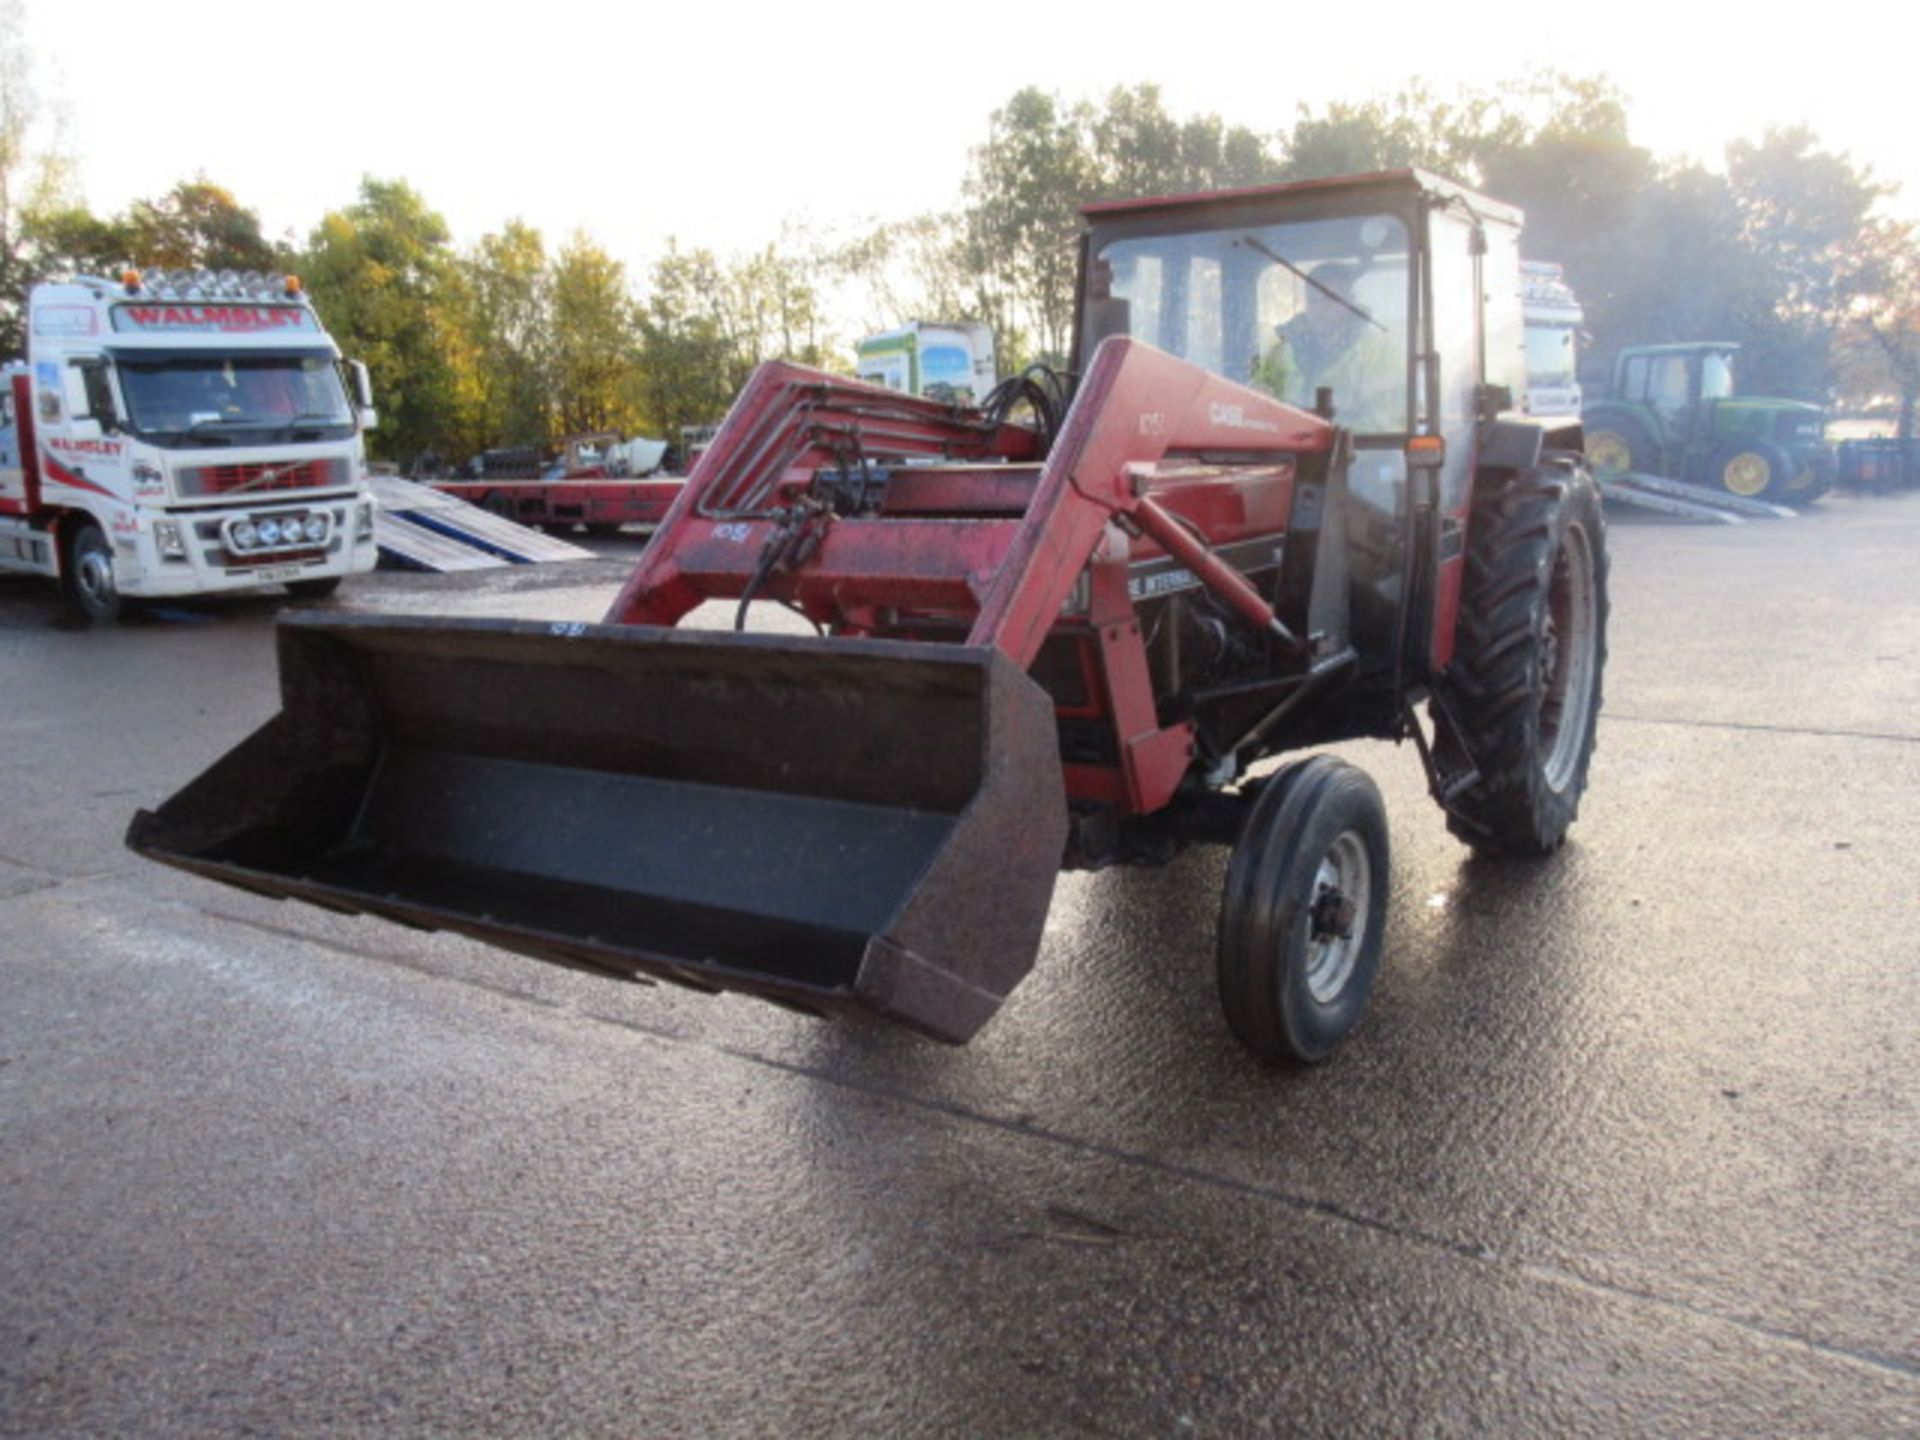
[1599,471,1796,523]
[371,477,594,571]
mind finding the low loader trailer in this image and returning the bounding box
[131,171,1608,1064]
[433,433,683,535]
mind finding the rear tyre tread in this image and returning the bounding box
[1441,461,1609,857]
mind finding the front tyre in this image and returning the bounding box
[1783,453,1833,506]
[64,522,124,623]
[1441,461,1609,856]
[1707,439,1793,500]
[1217,757,1391,1065]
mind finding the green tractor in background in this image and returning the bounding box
[1581,342,1832,504]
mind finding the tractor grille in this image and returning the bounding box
[177,457,355,498]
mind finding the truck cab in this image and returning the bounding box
[856,322,998,406]
[1521,260,1584,418]
[0,268,381,619]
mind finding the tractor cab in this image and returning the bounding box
[1076,168,1541,683]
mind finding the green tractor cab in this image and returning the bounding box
[1581,342,1831,504]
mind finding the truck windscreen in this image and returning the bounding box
[113,350,354,448]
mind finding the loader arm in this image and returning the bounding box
[606,339,1335,817]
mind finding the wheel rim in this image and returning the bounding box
[1585,431,1632,476]
[1538,521,1598,792]
[1720,452,1772,497]
[1303,830,1371,1004]
[76,542,117,614]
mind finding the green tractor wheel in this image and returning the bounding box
[1589,422,1651,480]
[1709,440,1792,501]
[1782,458,1832,506]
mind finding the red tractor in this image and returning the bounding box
[131,170,1607,1064]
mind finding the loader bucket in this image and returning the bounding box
[127,614,1068,1043]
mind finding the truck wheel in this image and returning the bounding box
[1441,461,1608,856]
[64,522,124,623]
[1708,439,1792,500]
[1583,420,1651,478]
[1216,757,1390,1065]
[284,576,343,601]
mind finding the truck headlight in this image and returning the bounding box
[153,520,186,559]
[258,519,283,546]
[231,520,258,550]
[303,515,328,543]
[354,502,374,540]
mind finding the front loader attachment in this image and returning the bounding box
[127,614,1067,1043]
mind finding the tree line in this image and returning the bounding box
[5,28,1919,462]
[12,175,834,466]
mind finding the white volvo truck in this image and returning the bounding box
[0,268,380,621]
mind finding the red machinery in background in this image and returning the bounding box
[431,432,683,534]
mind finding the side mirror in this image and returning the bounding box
[347,359,378,430]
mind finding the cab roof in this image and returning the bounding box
[1081,168,1524,227]
[1620,341,1740,354]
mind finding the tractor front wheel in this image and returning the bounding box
[1708,439,1793,500]
[1216,757,1391,1065]
[1440,460,1608,856]
[1782,454,1833,506]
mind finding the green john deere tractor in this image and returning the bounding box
[1581,342,1832,504]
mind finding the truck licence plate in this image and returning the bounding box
[247,564,306,582]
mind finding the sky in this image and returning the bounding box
[26,0,1916,292]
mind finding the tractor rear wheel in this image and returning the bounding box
[1583,420,1652,478]
[1440,460,1608,856]
[1217,757,1390,1065]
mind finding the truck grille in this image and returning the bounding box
[177,457,355,498]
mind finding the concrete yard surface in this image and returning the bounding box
[2,493,1917,1434]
